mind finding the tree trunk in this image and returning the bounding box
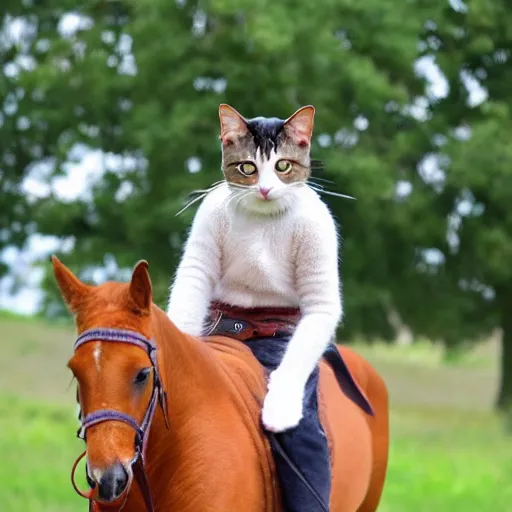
[496,296,512,410]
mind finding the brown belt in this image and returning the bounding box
[207,301,301,341]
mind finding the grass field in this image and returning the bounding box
[1,311,511,511]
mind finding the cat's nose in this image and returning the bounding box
[259,187,272,200]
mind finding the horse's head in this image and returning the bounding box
[52,256,165,506]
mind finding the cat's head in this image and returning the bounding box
[218,104,315,214]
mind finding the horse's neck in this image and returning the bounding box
[142,308,273,511]
[152,308,267,415]
[151,306,224,417]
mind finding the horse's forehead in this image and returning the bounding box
[78,282,153,324]
[86,283,129,311]
[76,301,149,334]
[71,340,147,377]
[97,281,128,296]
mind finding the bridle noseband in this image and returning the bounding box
[71,328,169,512]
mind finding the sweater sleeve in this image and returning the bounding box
[275,206,342,386]
[166,192,224,336]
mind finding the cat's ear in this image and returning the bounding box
[284,105,315,147]
[219,104,248,144]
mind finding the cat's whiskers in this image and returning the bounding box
[307,183,356,201]
[309,181,324,190]
[232,190,253,210]
[224,186,251,209]
[310,159,325,171]
[187,181,225,198]
[175,192,208,216]
[227,183,254,191]
[309,177,335,185]
[287,181,307,189]
[223,181,258,210]
[308,167,354,199]
[224,190,241,210]
[176,181,227,216]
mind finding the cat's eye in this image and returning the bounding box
[275,160,292,174]
[237,162,257,176]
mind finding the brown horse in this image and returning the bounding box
[53,256,389,512]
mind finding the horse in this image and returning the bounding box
[52,256,389,511]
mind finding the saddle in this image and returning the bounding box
[207,301,373,417]
[206,301,374,512]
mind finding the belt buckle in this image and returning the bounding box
[208,316,250,337]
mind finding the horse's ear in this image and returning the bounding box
[51,255,90,312]
[129,260,152,312]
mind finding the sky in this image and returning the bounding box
[0,3,484,314]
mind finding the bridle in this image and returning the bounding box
[70,328,170,512]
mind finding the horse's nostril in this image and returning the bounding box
[98,462,129,501]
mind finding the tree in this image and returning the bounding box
[10,0,512,407]
[0,6,41,282]
[387,0,512,408]
[3,0,443,312]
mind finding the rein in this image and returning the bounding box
[70,328,170,512]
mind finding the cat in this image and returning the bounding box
[167,104,342,433]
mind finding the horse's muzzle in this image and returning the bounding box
[96,462,130,502]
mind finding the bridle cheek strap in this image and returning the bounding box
[71,328,168,512]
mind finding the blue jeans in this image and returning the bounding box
[243,337,331,512]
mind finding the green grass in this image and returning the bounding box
[381,407,512,511]
[0,312,511,511]
[0,396,84,512]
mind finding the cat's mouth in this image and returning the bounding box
[257,187,278,201]
[224,185,292,214]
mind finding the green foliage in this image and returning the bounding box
[2,0,437,323]
[393,0,512,403]
[3,1,512,403]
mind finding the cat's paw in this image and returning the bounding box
[261,372,304,433]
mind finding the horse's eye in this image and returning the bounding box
[134,368,152,386]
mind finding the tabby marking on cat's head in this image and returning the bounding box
[219,104,315,214]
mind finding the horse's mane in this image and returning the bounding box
[150,304,268,406]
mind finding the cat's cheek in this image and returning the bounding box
[224,169,258,187]
[269,184,292,199]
